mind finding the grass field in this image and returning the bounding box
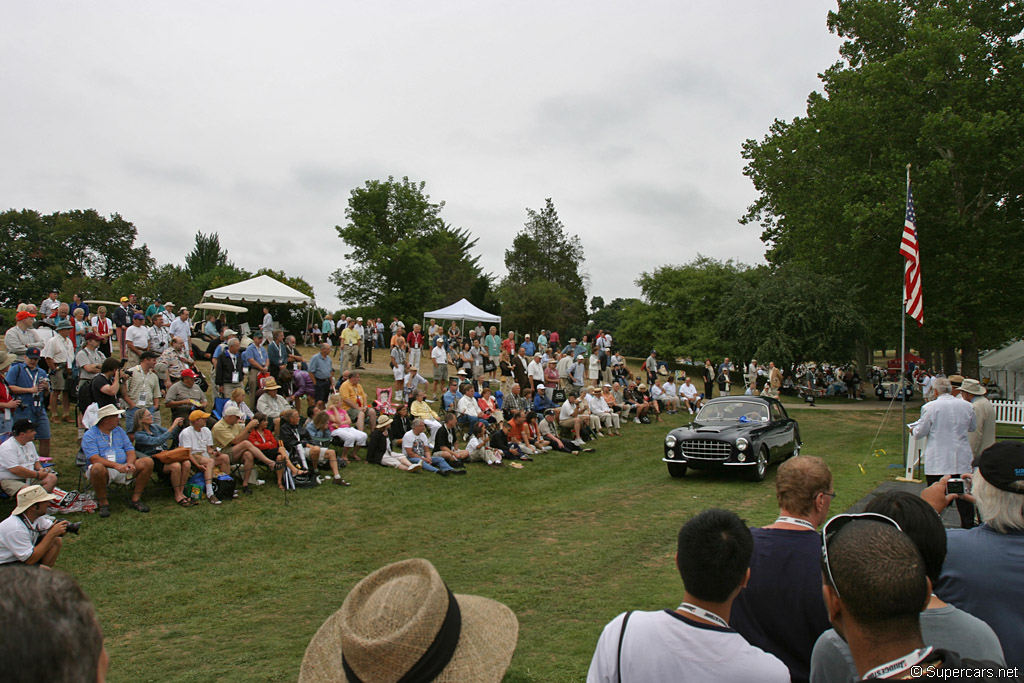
[16,364,918,683]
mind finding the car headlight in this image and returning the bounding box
[665,435,677,449]
[736,437,748,451]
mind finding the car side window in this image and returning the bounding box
[770,403,785,422]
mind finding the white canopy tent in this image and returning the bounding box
[980,340,1024,400]
[201,274,313,305]
[423,298,501,336]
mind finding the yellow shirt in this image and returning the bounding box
[340,327,360,346]
[211,419,244,450]
[410,400,438,421]
[339,381,367,408]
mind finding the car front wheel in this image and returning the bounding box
[667,462,688,478]
[746,445,769,482]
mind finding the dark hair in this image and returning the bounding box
[825,521,928,634]
[676,508,753,602]
[139,351,159,361]
[306,406,316,418]
[865,491,947,583]
[100,357,120,373]
[253,411,268,423]
[444,412,457,424]
[11,419,36,436]
[0,565,104,682]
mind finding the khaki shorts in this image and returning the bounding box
[433,364,448,381]
[49,369,67,391]
[0,479,29,496]
[87,464,130,485]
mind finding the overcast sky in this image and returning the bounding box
[2,1,844,311]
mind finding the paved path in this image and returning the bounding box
[844,479,965,529]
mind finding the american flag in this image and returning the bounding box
[900,178,924,326]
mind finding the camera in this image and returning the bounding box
[946,478,966,495]
[57,519,82,535]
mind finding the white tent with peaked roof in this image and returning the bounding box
[202,274,313,305]
[423,298,500,325]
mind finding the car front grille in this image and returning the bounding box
[679,439,733,461]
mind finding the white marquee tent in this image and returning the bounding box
[423,298,500,334]
[980,340,1024,400]
[202,274,313,305]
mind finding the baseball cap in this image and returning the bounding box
[133,313,145,320]
[25,348,41,359]
[189,409,212,422]
[180,368,197,379]
[15,311,35,321]
[223,406,242,418]
[13,485,57,515]
[120,296,129,302]
[85,332,101,341]
[972,442,1024,494]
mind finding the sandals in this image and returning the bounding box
[207,494,222,505]
[176,497,194,508]
[333,478,351,486]
[98,504,110,518]
[128,499,150,513]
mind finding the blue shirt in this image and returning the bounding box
[520,340,536,356]
[242,343,267,369]
[442,389,460,412]
[307,353,333,380]
[534,394,557,411]
[81,425,135,465]
[69,302,90,318]
[6,363,47,391]
[204,321,219,337]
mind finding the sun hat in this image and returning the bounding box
[375,415,393,430]
[13,485,57,515]
[15,311,35,321]
[958,378,987,396]
[189,409,212,422]
[0,351,12,372]
[223,328,237,336]
[575,354,584,361]
[96,404,124,421]
[55,320,72,331]
[165,302,175,308]
[568,338,577,344]
[948,374,964,387]
[638,383,648,392]
[264,378,280,390]
[972,441,1024,494]
[223,406,242,418]
[299,558,518,683]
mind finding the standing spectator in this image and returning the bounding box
[643,350,659,385]
[124,313,149,366]
[746,359,759,394]
[959,378,996,459]
[267,329,287,379]
[307,343,335,406]
[83,404,155,516]
[112,296,132,357]
[0,487,68,568]
[340,318,360,372]
[363,317,375,364]
[284,334,305,370]
[406,323,424,371]
[390,335,407,400]
[158,335,193,389]
[71,308,88,351]
[214,338,246,399]
[352,317,365,368]
[718,357,734,394]
[243,330,269,407]
[484,325,501,380]
[5,310,43,362]
[527,352,544,392]
[5,349,52,460]
[144,296,162,324]
[501,330,516,357]
[91,305,114,357]
[430,337,448,400]
[911,376,976,528]
[0,420,57,495]
[123,351,161,431]
[42,320,75,423]
[702,359,716,400]
[730,457,834,683]
[39,289,61,319]
[147,312,171,354]
[520,334,536,357]
[588,508,789,683]
[261,306,274,340]
[321,314,336,355]
[68,292,89,319]
[922,443,1024,673]
[169,308,192,355]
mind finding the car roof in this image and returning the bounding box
[703,396,775,406]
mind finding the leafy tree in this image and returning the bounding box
[742,0,1024,374]
[499,199,587,333]
[185,231,231,276]
[422,222,490,306]
[590,297,639,341]
[590,296,605,312]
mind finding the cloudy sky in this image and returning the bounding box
[2,1,844,310]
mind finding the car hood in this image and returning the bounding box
[672,421,765,438]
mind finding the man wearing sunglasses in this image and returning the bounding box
[819,514,1002,680]
[731,457,835,683]
[587,508,788,683]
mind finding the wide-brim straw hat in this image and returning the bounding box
[300,558,518,683]
[959,378,987,396]
[0,350,12,372]
[375,415,393,430]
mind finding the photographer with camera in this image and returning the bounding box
[0,420,56,496]
[0,485,69,567]
[5,348,52,461]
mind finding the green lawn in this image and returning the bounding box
[23,378,910,682]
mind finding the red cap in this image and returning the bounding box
[180,368,197,378]
[16,311,35,321]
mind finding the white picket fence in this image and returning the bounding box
[993,399,1024,426]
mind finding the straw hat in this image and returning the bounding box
[13,485,57,515]
[958,378,987,396]
[264,378,280,390]
[375,415,393,430]
[0,350,12,373]
[300,558,518,683]
[96,404,124,421]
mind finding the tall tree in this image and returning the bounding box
[742,0,1024,374]
[185,231,231,276]
[422,222,490,306]
[499,199,587,333]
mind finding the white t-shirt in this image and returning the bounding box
[179,426,214,455]
[559,400,577,421]
[587,609,789,683]
[0,514,52,564]
[401,430,430,458]
[41,334,74,368]
[663,382,678,399]
[0,438,39,480]
[125,324,149,351]
[458,394,479,417]
[431,345,447,365]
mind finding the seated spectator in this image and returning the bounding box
[533,384,557,412]
[524,411,553,453]
[212,406,279,495]
[538,410,582,454]
[633,383,657,423]
[366,415,422,471]
[465,421,502,465]
[440,378,460,412]
[388,403,414,451]
[131,411,194,507]
[679,376,702,413]
[662,376,680,414]
[409,389,442,437]
[404,364,428,400]
[280,409,348,486]
[818,514,1003,679]
[225,387,255,422]
[543,358,560,400]
[84,404,155,516]
[558,392,588,445]
[178,408,231,505]
[164,368,208,423]
[489,420,524,462]
[0,486,68,567]
[456,383,486,432]
[256,378,290,434]
[338,372,376,431]
[922,443,1024,673]
[588,508,789,682]
[585,386,621,437]
[298,557,518,683]
[811,491,1005,682]
[323,406,366,465]
[0,420,57,495]
[280,367,314,417]
[502,382,527,416]
[248,412,282,461]
[730,457,834,683]
[403,419,456,476]
[508,411,540,457]
[432,413,469,468]
[476,386,501,424]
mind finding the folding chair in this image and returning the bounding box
[374,387,395,416]
[211,397,229,421]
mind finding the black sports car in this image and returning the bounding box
[662,396,801,481]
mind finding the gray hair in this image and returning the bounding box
[411,418,425,429]
[932,377,952,395]
[228,338,240,348]
[974,471,1024,533]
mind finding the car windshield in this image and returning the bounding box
[696,401,769,423]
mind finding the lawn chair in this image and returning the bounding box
[374,387,395,416]
[211,397,229,421]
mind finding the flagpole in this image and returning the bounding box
[901,163,910,477]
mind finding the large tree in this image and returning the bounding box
[185,231,231,275]
[742,0,1024,375]
[499,199,587,334]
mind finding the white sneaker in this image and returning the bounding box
[408,462,423,472]
[255,479,266,486]
[634,418,641,424]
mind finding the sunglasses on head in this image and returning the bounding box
[821,512,902,600]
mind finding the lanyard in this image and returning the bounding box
[862,647,933,679]
[676,602,729,629]
[774,516,816,530]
